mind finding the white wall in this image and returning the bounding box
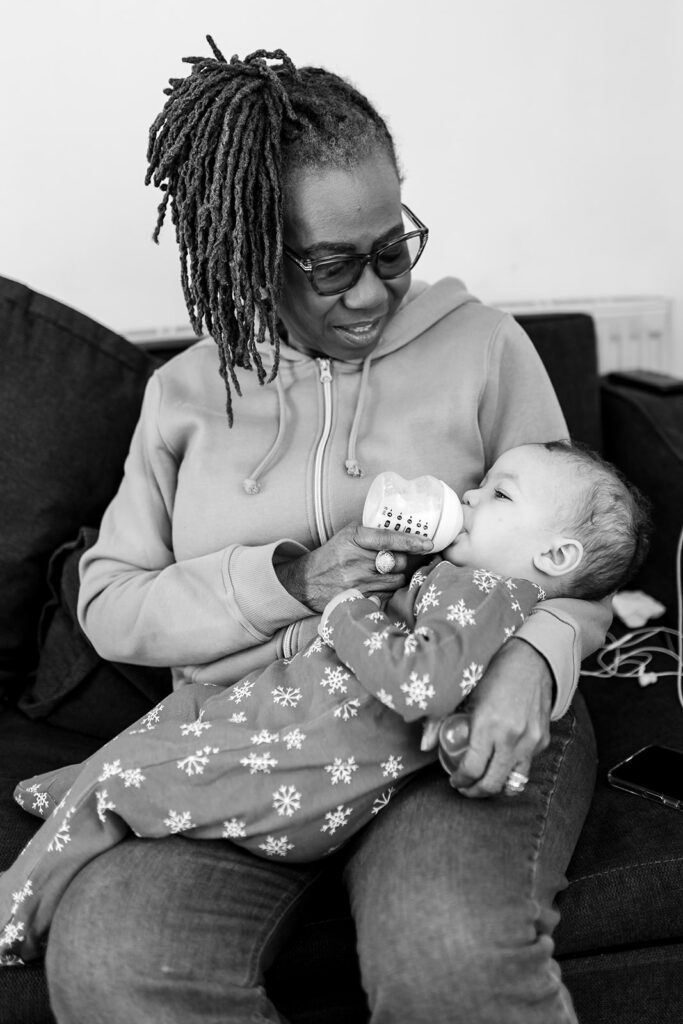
[3,0,682,371]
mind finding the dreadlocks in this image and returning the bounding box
[146,36,398,424]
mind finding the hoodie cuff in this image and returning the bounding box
[516,606,581,719]
[223,540,312,639]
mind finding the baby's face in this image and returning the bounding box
[442,446,567,580]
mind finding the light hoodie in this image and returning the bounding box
[78,278,610,718]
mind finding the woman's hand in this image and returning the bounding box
[447,638,553,798]
[275,521,433,612]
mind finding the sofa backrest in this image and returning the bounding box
[515,312,602,453]
[0,277,601,705]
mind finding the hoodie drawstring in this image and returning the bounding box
[242,372,288,494]
[242,352,373,492]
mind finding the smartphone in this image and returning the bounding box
[607,745,683,810]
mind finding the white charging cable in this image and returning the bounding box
[581,522,683,712]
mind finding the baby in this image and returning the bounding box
[0,440,650,963]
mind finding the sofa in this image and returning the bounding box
[1,274,682,1024]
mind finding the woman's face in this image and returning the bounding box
[279,152,411,361]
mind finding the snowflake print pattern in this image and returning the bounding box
[222,818,247,839]
[303,635,324,658]
[400,672,436,710]
[364,629,389,655]
[96,760,145,789]
[230,712,247,724]
[504,625,517,640]
[272,785,302,817]
[334,698,361,721]
[272,686,303,708]
[98,760,123,781]
[447,598,476,627]
[180,709,212,737]
[164,810,193,833]
[259,835,294,857]
[321,805,352,835]
[415,583,441,615]
[283,728,306,750]
[380,755,404,780]
[325,757,358,785]
[250,729,280,746]
[365,610,384,622]
[96,790,115,823]
[376,688,396,709]
[472,569,501,593]
[31,792,50,814]
[129,704,165,734]
[1,921,25,951]
[121,768,146,788]
[371,788,395,814]
[228,679,256,704]
[10,881,33,915]
[409,568,427,590]
[319,666,349,695]
[240,751,278,774]
[461,662,484,696]
[177,746,220,776]
[47,810,74,853]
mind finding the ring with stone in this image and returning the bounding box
[504,769,529,795]
[374,550,396,575]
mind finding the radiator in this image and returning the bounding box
[499,296,672,374]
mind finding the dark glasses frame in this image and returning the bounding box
[283,204,429,296]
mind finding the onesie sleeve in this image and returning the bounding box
[77,373,311,667]
[326,564,540,722]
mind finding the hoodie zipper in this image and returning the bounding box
[313,358,333,544]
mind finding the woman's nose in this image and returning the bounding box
[342,263,389,309]
[462,489,476,506]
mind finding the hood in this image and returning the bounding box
[241,277,480,493]
[257,276,478,373]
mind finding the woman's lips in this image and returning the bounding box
[332,317,384,346]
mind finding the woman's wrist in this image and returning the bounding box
[274,556,309,607]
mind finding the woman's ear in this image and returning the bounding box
[533,537,584,578]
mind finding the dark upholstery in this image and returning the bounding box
[601,378,683,626]
[1,279,682,1023]
[0,278,155,705]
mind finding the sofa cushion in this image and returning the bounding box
[554,656,683,954]
[17,527,172,738]
[0,276,156,704]
[601,378,683,624]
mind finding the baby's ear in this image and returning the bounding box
[533,537,584,578]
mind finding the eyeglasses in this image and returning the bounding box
[283,204,429,297]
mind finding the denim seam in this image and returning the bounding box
[528,709,577,894]
[525,710,578,1023]
[568,853,683,885]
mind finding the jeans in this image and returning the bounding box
[46,693,596,1024]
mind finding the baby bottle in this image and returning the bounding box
[438,713,471,775]
[362,471,463,551]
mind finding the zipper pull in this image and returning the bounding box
[318,358,332,383]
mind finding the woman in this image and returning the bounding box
[48,40,607,1023]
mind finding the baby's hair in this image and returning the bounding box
[146,37,398,424]
[541,440,652,600]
